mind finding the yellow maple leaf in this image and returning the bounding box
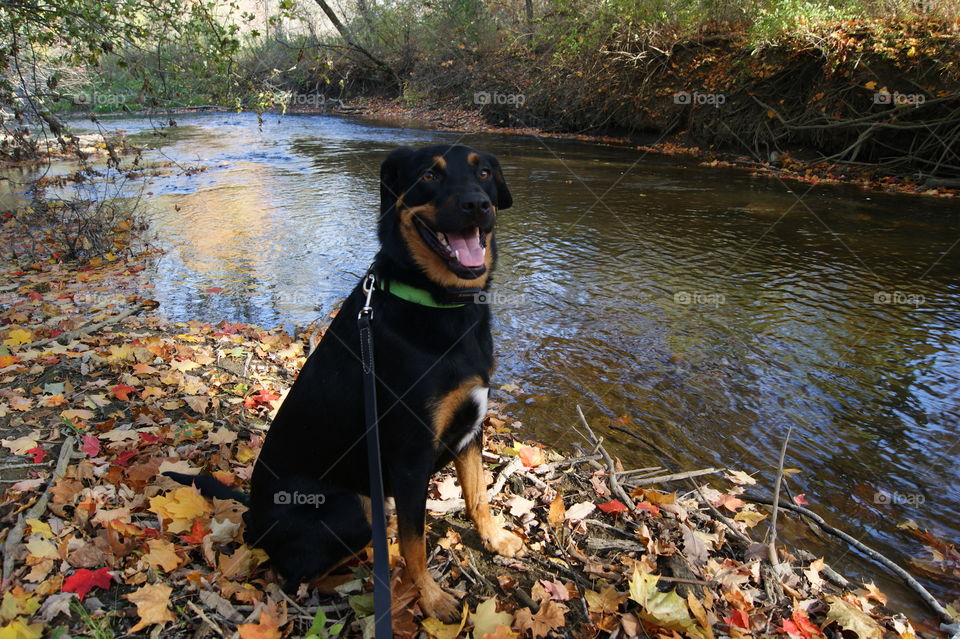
[865,81,877,90]
[26,519,52,539]
[472,598,513,639]
[144,539,182,572]
[0,618,43,639]
[126,584,175,632]
[149,486,211,533]
[628,569,702,637]
[3,329,33,348]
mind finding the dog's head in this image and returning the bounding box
[378,144,512,289]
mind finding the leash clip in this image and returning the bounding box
[359,273,376,319]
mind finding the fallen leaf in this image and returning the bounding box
[149,485,212,533]
[126,583,175,632]
[238,610,282,639]
[585,586,626,615]
[823,595,882,639]
[513,601,567,638]
[547,494,565,528]
[62,567,113,601]
[144,539,181,572]
[518,445,544,468]
[628,569,701,637]
[472,598,513,638]
[598,499,628,515]
[564,501,595,522]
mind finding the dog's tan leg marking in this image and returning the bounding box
[454,443,524,557]
[399,530,460,622]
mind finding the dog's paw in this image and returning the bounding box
[418,580,461,623]
[484,527,525,558]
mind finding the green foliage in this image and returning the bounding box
[305,607,344,639]
[750,0,857,43]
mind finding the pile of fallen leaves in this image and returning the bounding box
[0,216,942,639]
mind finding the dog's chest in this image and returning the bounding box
[432,383,488,455]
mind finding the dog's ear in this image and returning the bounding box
[380,147,415,215]
[487,154,512,210]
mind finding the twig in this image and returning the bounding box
[625,467,721,487]
[187,600,226,638]
[576,405,636,512]
[488,456,522,498]
[744,494,956,625]
[2,435,75,584]
[689,481,751,545]
[22,303,149,349]
[768,426,793,573]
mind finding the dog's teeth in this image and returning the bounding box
[454,250,460,261]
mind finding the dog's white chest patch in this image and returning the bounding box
[454,386,488,453]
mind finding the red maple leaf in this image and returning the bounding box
[63,567,113,601]
[178,518,209,544]
[598,499,628,515]
[81,435,101,457]
[138,432,162,445]
[26,446,47,464]
[112,384,136,401]
[244,389,281,409]
[635,502,661,516]
[788,609,824,639]
[725,609,751,630]
[113,449,139,467]
[793,493,809,506]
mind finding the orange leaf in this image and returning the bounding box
[238,611,282,639]
[112,384,136,401]
[518,445,544,468]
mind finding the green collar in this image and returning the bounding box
[379,279,465,308]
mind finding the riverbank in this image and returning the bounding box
[324,97,959,199]
[1,204,957,638]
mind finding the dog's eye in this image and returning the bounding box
[422,170,439,182]
[478,169,491,179]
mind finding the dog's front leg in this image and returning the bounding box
[454,442,524,557]
[391,464,460,623]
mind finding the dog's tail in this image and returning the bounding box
[163,471,249,505]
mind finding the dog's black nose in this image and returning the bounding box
[461,195,492,215]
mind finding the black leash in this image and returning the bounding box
[358,272,392,637]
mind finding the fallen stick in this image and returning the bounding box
[768,426,793,574]
[625,467,721,487]
[1,435,75,584]
[576,405,636,513]
[744,494,956,626]
[22,303,150,350]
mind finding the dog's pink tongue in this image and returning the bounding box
[446,228,485,267]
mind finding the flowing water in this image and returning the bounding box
[17,112,960,619]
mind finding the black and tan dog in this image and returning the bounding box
[167,144,522,620]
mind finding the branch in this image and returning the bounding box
[744,494,956,626]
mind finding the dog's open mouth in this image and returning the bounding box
[414,216,488,278]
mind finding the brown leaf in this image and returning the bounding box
[126,583,175,632]
[513,601,567,638]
